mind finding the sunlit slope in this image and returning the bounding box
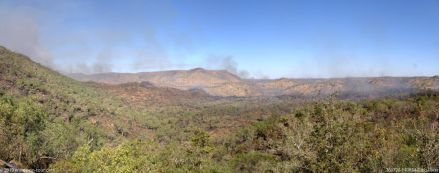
[0,46,131,168]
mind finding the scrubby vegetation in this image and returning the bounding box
[0,46,131,169]
[1,46,439,172]
[44,92,439,172]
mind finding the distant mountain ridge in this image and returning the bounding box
[70,67,241,87]
[69,69,439,97]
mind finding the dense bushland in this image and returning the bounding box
[1,46,439,172]
[0,47,131,168]
[48,93,439,172]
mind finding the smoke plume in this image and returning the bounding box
[0,5,54,67]
[205,55,250,78]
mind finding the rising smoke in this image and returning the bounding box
[0,1,190,74]
[1,1,437,78]
[0,5,54,68]
[205,55,250,78]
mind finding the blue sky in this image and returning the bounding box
[0,0,438,78]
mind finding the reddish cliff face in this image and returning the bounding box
[70,69,439,97]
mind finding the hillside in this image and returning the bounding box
[1,46,439,172]
[91,81,213,106]
[0,46,143,168]
[0,46,281,170]
[71,70,439,97]
[70,67,241,87]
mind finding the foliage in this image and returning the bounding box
[1,46,439,172]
